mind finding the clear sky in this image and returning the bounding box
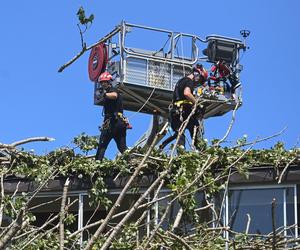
[1,0,299,158]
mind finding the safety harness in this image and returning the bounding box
[116,112,132,129]
[101,112,132,131]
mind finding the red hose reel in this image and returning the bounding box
[88,43,108,81]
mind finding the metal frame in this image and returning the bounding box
[78,193,84,245]
[95,21,245,102]
[294,185,298,238]
[113,21,201,95]
[121,22,199,66]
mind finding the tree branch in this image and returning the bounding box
[277,156,297,184]
[11,137,55,147]
[83,123,168,250]
[167,231,193,250]
[0,209,25,249]
[58,25,121,73]
[232,127,287,149]
[214,102,239,147]
[60,178,70,250]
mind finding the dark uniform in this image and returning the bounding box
[160,77,202,149]
[95,86,127,160]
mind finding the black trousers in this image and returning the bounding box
[95,118,127,161]
[160,106,201,149]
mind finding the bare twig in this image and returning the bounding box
[14,213,57,241]
[156,232,171,249]
[77,24,86,49]
[167,231,193,250]
[194,203,213,212]
[85,203,100,228]
[278,156,297,184]
[131,153,167,162]
[28,196,62,211]
[174,156,216,201]
[191,125,198,151]
[214,101,240,147]
[245,213,251,234]
[26,170,59,206]
[20,222,60,250]
[232,127,287,149]
[134,210,148,228]
[204,226,230,231]
[11,181,21,199]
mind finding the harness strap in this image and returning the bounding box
[174,100,193,107]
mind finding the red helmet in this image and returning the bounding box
[193,64,208,83]
[98,71,112,82]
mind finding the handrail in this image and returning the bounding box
[122,22,199,65]
[125,22,174,34]
[123,47,198,65]
[125,21,207,42]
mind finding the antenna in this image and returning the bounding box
[240,30,250,51]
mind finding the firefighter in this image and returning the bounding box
[95,72,128,161]
[160,64,208,150]
[209,60,241,96]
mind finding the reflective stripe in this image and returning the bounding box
[174,100,193,107]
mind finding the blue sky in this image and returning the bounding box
[1,0,299,158]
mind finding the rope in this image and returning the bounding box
[127,87,156,120]
[152,35,171,56]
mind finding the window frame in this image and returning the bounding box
[224,184,298,241]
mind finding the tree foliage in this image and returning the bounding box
[77,7,94,27]
[0,132,299,249]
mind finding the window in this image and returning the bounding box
[80,192,148,241]
[224,185,297,238]
[29,191,151,246]
[30,194,79,232]
[156,190,212,234]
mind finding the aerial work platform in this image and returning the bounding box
[88,21,248,147]
[88,21,246,119]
